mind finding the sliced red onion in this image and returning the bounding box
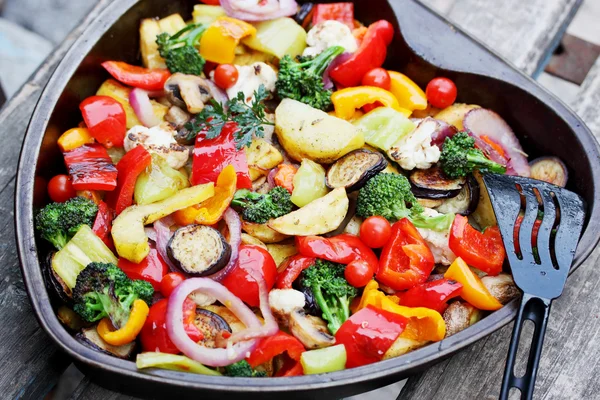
[130,88,162,127]
[431,120,458,148]
[267,168,277,189]
[205,208,242,282]
[205,79,229,106]
[227,267,278,344]
[154,218,180,273]
[323,52,352,90]
[463,108,530,177]
[146,89,165,98]
[144,227,157,242]
[220,0,298,21]
[166,278,261,367]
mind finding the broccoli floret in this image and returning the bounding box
[156,24,207,75]
[73,262,154,329]
[35,196,98,250]
[224,360,267,377]
[231,186,294,224]
[440,131,507,178]
[276,45,345,111]
[300,259,358,334]
[356,173,423,221]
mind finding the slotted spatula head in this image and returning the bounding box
[483,174,586,300]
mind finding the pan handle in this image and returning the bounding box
[499,293,552,400]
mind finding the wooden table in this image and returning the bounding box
[1,0,599,399]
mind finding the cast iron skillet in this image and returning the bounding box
[15,0,600,398]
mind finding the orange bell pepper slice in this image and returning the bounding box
[97,299,149,346]
[199,17,256,64]
[444,257,503,311]
[331,86,411,120]
[58,127,95,152]
[173,165,237,226]
[354,280,446,341]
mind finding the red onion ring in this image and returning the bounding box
[431,120,458,148]
[130,88,162,127]
[154,218,180,273]
[266,168,277,189]
[227,267,279,344]
[205,208,242,281]
[144,227,157,242]
[220,0,298,21]
[166,278,261,366]
[323,52,352,90]
[205,79,229,106]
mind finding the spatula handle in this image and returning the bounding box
[500,294,552,400]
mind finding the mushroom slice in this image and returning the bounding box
[269,288,335,349]
[442,301,482,337]
[481,273,520,305]
[164,73,213,114]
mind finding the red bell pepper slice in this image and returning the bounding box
[335,305,407,368]
[275,359,304,377]
[295,234,379,274]
[247,331,305,368]
[275,255,316,289]
[330,20,394,87]
[449,215,506,276]
[80,95,127,148]
[191,122,252,189]
[312,3,355,30]
[63,144,118,191]
[101,61,171,91]
[377,218,435,291]
[118,243,169,291]
[104,146,152,214]
[397,278,463,313]
[92,201,115,251]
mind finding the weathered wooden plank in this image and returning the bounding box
[420,0,582,76]
[0,0,112,398]
[571,57,600,135]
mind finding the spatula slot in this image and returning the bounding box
[549,192,561,270]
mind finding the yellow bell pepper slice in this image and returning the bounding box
[444,257,503,311]
[331,86,412,120]
[355,280,446,342]
[58,127,95,152]
[388,71,428,111]
[200,17,256,64]
[97,299,149,346]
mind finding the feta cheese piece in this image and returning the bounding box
[220,62,277,105]
[415,208,456,266]
[124,123,189,170]
[388,118,441,170]
[303,20,358,57]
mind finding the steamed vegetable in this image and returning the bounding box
[440,131,506,178]
[291,159,329,207]
[73,262,153,328]
[156,24,207,75]
[36,197,98,250]
[356,173,423,221]
[276,45,345,111]
[268,188,349,236]
[232,186,294,224]
[112,183,215,263]
[275,99,364,163]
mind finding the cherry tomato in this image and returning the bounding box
[200,0,220,4]
[118,243,168,290]
[213,64,239,90]
[47,174,76,203]
[160,272,186,298]
[360,216,392,248]
[345,259,374,287]
[140,298,202,354]
[361,68,391,90]
[221,245,277,307]
[426,77,457,109]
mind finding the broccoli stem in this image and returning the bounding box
[301,45,345,76]
[311,283,340,334]
[466,151,507,174]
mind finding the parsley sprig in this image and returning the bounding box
[185,85,274,149]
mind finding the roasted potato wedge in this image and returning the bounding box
[242,221,290,244]
[434,103,480,130]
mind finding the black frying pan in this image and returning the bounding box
[15,0,600,398]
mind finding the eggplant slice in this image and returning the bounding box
[167,225,231,276]
[194,308,232,349]
[326,149,387,192]
[410,166,465,199]
[435,175,479,216]
[76,327,136,359]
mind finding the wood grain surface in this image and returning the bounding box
[0,0,596,399]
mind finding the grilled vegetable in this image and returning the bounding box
[326,149,387,192]
[232,186,294,224]
[292,159,329,207]
[409,166,465,199]
[134,154,190,205]
[164,73,213,114]
[76,327,136,359]
[242,17,307,59]
[268,188,349,236]
[481,273,520,305]
[193,308,232,348]
[247,139,283,181]
[434,103,480,130]
[353,107,416,152]
[192,5,226,25]
[440,131,506,178]
[471,172,496,229]
[242,221,290,243]
[529,156,568,187]
[356,173,423,221]
[383,337,427,359]
[167,225,231,276]
[301,344,347,374]
[442,301,482,337]
[436,175,479,216]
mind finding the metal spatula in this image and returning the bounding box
[482,173,586,400]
